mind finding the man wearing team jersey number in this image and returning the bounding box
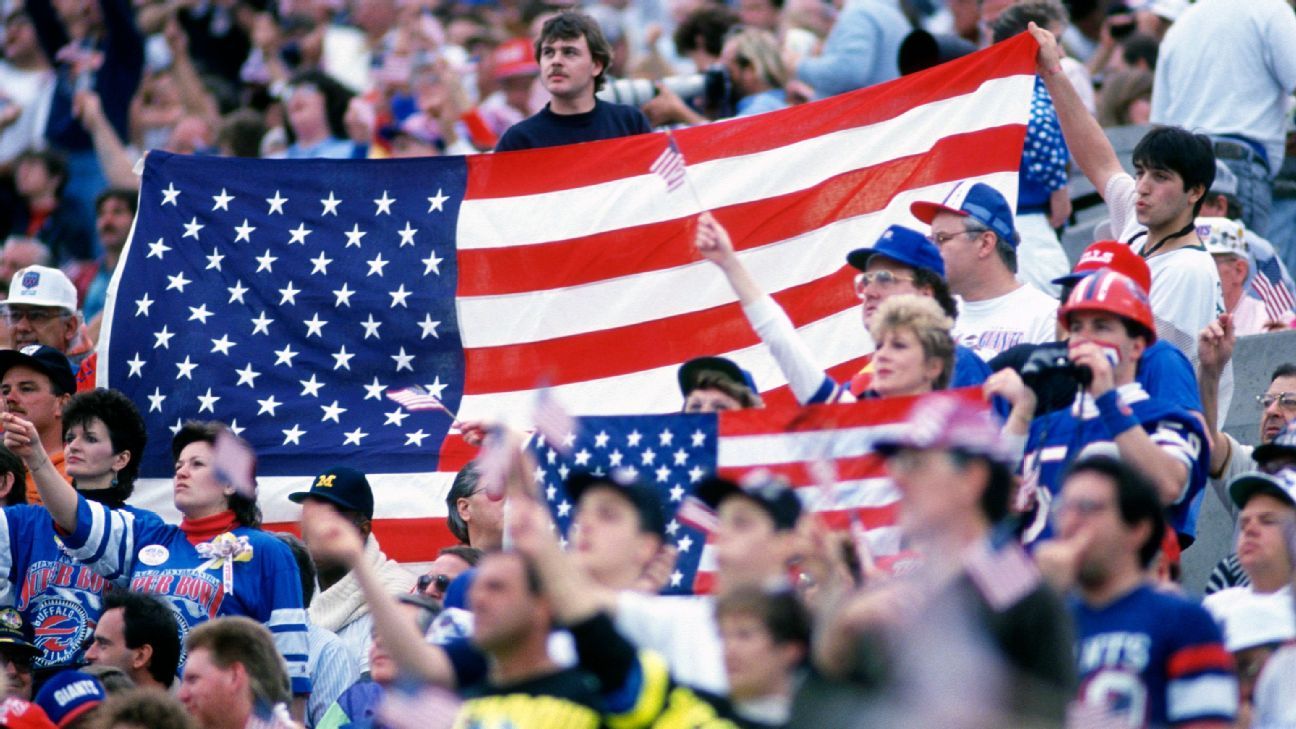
[1039,456,1236,727]
[995,270,1208,547]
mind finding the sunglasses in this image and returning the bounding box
[853,270,916,298]
[418,573,452,593]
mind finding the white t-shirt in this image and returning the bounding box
[1104,173,1225,366]
[0,63,54,165]
[952,285,1058,361]
[1232,294,1270,337]
[1254,644,1296,727]
[615,591,727,694]
[1151,0,1296,175]
[1208,433,1253,518]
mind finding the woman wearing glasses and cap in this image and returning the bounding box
[693,212,991,402]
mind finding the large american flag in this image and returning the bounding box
[100,35,1037,560]
[532,392,985,593]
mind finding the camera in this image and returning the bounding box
[1020,342,1093,395]
[1106,2,1138,39]
[597,67,732,111]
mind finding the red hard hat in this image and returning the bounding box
[1057,269,1157,342]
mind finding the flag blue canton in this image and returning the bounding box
[532,413,717,595]
[105,152,469,477]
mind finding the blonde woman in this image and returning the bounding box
[865,294,955,398]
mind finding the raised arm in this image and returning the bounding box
[510,496,608,624]
[695,213,845,403]
[1197,314,1235,474]
[74,90,137,190]
[1029,23,1125,201]
[1073,342,1190,505]
[1,413,78,530]
[695,212,766,306]
[304,509,458,689]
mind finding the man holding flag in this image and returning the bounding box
[97,31,1044,566]
[494,11,651,152]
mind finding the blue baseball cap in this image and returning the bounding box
[34,671,105,728]
[910,181,1017,246]
[846,225,945,278]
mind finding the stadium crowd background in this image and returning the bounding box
[0,0,1294,727]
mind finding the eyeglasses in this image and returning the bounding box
[853,270,916,297]
[1,307,66,324]
[927,228,987,246]
[1051,497,1112,519]
[418,573,452,593]
[1258,393,1296,411]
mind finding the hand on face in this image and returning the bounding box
[1033,525,1095,593]
[301,506,365,568]
[1069,340,1116,397]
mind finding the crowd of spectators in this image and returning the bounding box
[0,0,1293,727]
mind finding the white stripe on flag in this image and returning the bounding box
[455,76,1032,250]
[455,173,1019,348]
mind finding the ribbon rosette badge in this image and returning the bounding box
[196,533,254,596]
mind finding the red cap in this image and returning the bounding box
[1058,269,1157,342]
[492,38,539,80]
[1052,241,1152,296]
[0,698,58,729]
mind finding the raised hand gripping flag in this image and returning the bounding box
[100,35,1037,561]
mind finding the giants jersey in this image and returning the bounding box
[0,504,147,671]
[1071,585,1235,727]
[1021,384,1207,543]
[60,495,311,694]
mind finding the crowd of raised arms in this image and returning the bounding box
[1,0,1296,727]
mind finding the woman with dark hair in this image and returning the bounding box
[2,415,311,702]
[277,69,360,159]
[0,389,148,678]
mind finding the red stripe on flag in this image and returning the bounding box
[462,33,1038,199]
[457,126,1026,297]
[719,387,984,436]
[463,269,857,393]
[1166,643,1234,678]
[814,504,901,531]
[438,433,479,473]
[267,518,461,564]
